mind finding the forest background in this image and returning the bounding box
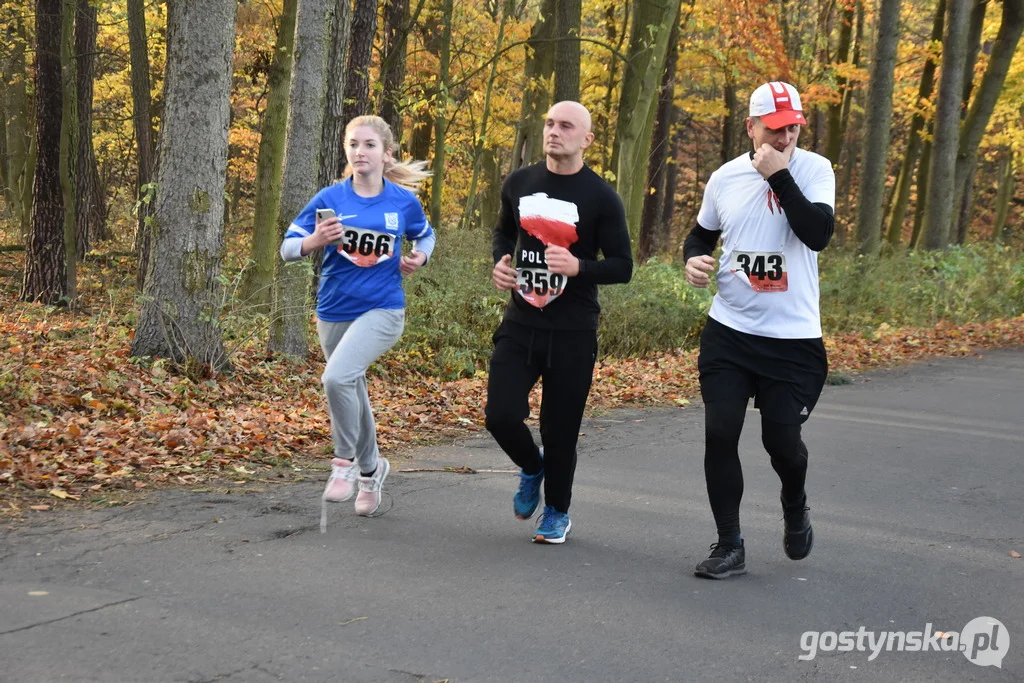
[1,0,1023,509]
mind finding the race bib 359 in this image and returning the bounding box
[515,267,567,308]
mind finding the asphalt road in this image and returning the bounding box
[2,349,1023,683]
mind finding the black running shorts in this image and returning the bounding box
[698,317,828,424]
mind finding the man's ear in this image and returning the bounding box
[581,131,596,149]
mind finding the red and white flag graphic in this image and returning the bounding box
[518,193,580,248]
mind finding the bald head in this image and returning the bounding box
[547,101,592,132]
[543,101,595,173]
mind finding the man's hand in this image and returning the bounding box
[400,250,426,275]
[685,255,716,288]
[545,245,580,276]
[492,254,517,291]
[751,138,797,179]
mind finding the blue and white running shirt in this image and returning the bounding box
[282,178,434,321]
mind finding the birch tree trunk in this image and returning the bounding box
[131,0,237,371]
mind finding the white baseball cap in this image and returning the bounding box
[749,81,806,128]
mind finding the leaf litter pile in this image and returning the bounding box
[2,255,1023,514]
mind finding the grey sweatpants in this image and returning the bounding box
[317,308,405,473]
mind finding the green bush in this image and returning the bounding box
[390,232,1023,378]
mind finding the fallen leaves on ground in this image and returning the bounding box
[2,269,1022,511]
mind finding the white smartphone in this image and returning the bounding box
[316,208,343,245]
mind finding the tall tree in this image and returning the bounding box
[553,0,581,102]
[990,150,1014,242]
[885,0,945,245]
[511,0,556,170]
[241,0,298,312]
[75,0,105,257]
[920,0,971,250]
[127,0,156,289]
[824,0,856,166]
[614,0,683,247]
[461,0,511,230]
[22,0,66,304]
[131,0,238,370]
[637,11,681,262]
[429,0,453,230]
[953,0,1024,242]
[597,0,628,172]
[59,0,78,300]
[2,15,33,240]
[338,0,378,171]
[854,0,900,255]
[379,0,427,140]
[268,0,335,357]
[320,0,354,186]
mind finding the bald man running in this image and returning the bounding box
[486,101,633,544]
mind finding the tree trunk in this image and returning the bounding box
[510,0,556,171]
[920,0,971,250]
[130,0,237,371]
[320,0,354,187]
[461,1,510,231]
[854,0,899,255]
[885,0,944,245]
[721,82,736,165]
[598,1,627,173]
[267,0,335,357]
[429,0,453,230]
[23,0,67,304]
[615,0,683,248]
[661,108,685,253]
[952,0,1024,242]
[59,0,78,300]
[128,0,157,290]
[478,146,502,230]
[911,134,932,247]
[990,152,1013,242]
[75,0,106,256]
[338,0,379,162]
[638,13,680,262]
[2,15,32,240]
[824,0,855,166]
[553,0,581,102]
[242,0,297,313]
[379,0,421,141]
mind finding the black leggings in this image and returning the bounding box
[704,397,808,539]
[484,322,597,513]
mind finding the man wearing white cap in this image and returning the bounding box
[683,81,835,579]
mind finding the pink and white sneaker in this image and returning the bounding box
[354,457,390,516]
[324,458,357,502]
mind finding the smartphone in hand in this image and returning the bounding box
[316,208,342,245]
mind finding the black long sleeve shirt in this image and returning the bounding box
[493,162,633,330]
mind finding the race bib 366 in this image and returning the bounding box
[332,226,397,267]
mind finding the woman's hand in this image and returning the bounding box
[400,250,427,275]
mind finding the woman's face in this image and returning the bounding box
[345,125,392,179]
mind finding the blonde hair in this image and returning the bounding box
[342,115,432,193]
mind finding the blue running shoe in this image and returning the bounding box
[513,466,544,519]
[533,505,571,544]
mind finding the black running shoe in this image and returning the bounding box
[694,541,746,579]
[782,495,813,560]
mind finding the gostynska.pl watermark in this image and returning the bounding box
[799,617,1009,667]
